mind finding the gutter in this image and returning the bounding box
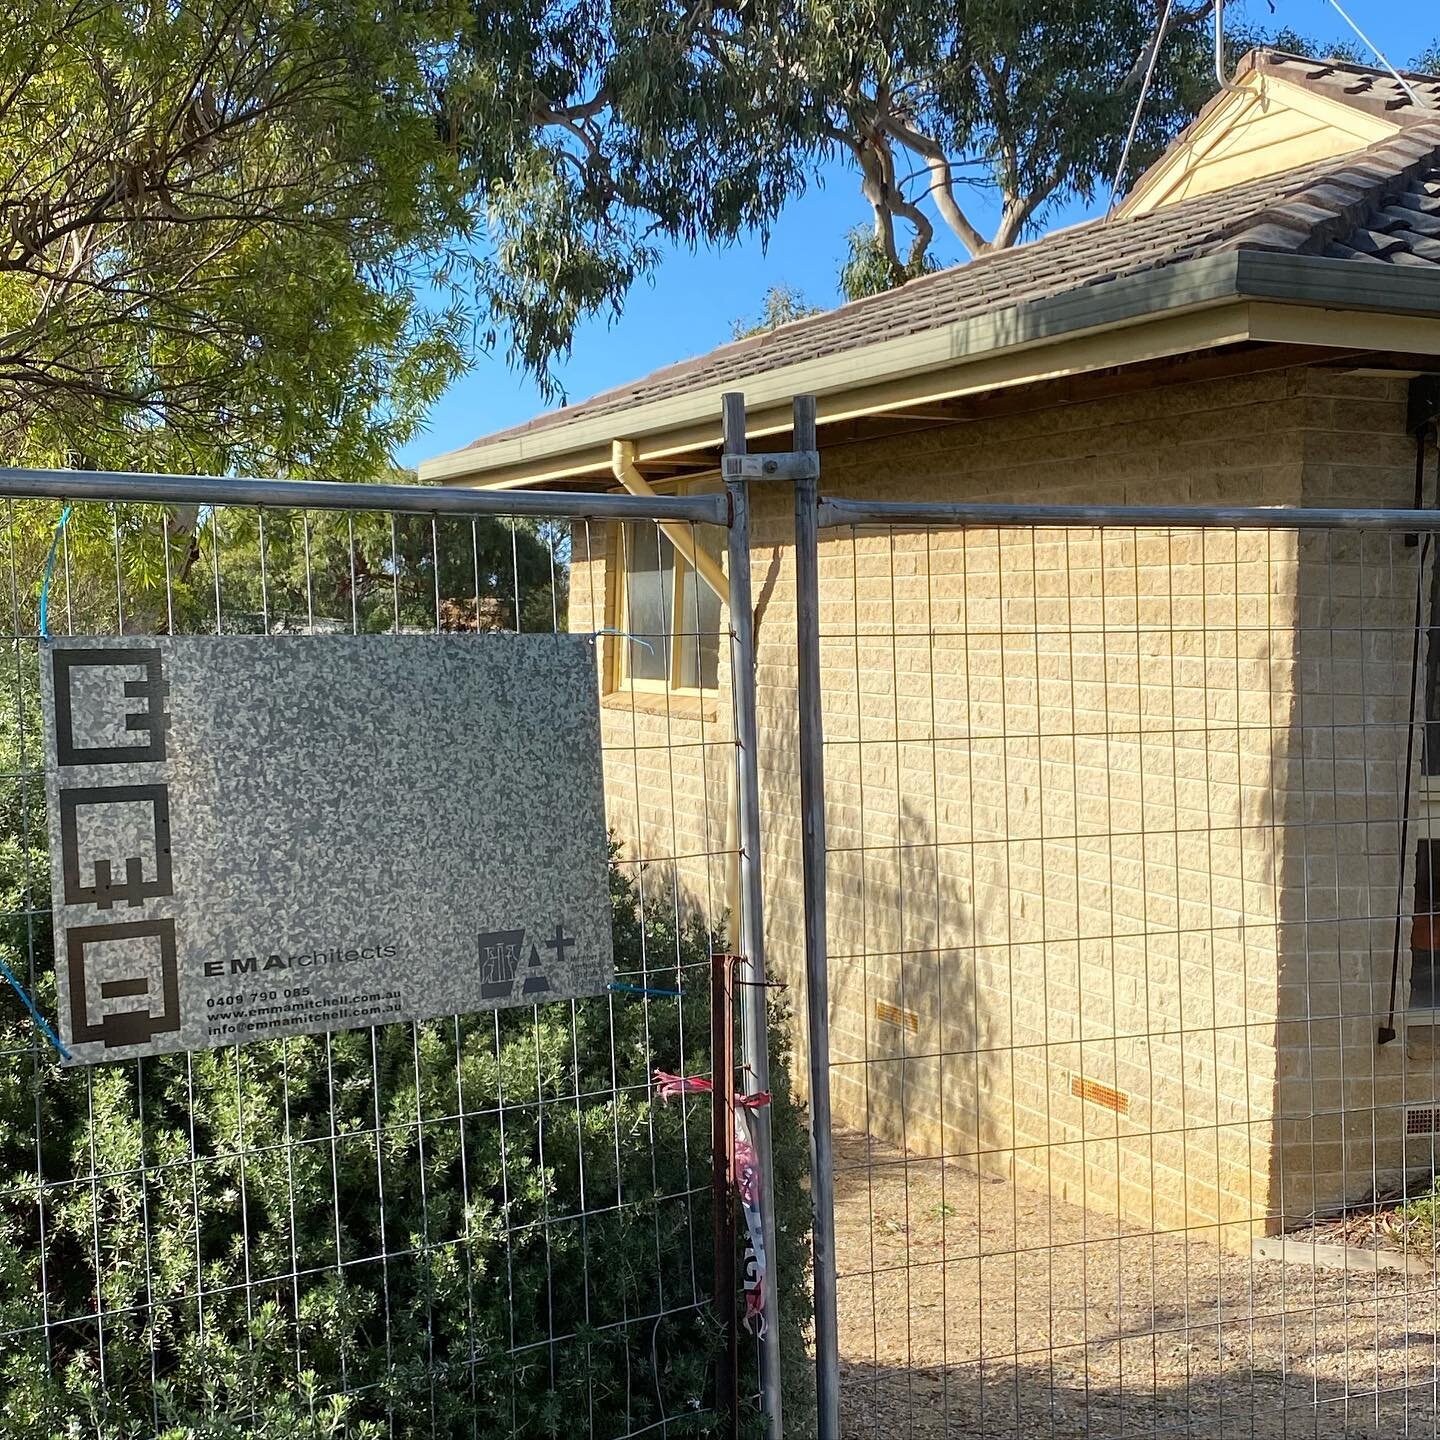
[1235,249,1440,312]
[420,250,1440,487]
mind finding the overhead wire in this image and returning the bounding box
[1325,0,1426,108]
[1107,0,1176,216]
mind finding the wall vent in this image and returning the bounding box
[1406,1106,1440,1135]
[874,1000,920,1034]
[1071,1074,1130,1116]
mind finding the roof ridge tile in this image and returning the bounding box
[1378,204,1440,236]
[1324,242,1388,263]
[1215,127,1440,255]
[1398,231,1440,261]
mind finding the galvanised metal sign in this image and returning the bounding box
[41,634,613,1065]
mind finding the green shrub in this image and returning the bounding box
[0,506,812,1436]
[1388,1177,1440,1257]
[0,852,812,1438]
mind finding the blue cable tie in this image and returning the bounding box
[608,981,682,999]
[0,954,72,1061]
[37,504,72,640]
[591,627,655,654]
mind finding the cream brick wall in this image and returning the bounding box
[1272,375,1437,1223]
[569,521,735,933]
[571,365,1437,1246]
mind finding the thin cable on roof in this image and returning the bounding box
[1107,0,1175,217]
[1324,0,1426,108]
[1212,0,1245,94]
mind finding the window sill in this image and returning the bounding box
[601,690,719,724]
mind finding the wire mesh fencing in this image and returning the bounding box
[0,487,798,1439]
[800,507,1440,1439]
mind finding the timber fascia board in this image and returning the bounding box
[420,250,1440,488]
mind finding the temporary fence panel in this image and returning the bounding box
[0,471,790,1439]
[796,497,1440,1439]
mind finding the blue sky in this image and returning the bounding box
[398,0,1439,469]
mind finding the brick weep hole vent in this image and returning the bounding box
[874,1000,920,1034]
[1072,1075,1131,1116]
[1406,1107,1440,1135]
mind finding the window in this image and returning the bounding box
[1415,841,1440,1010]
[612,516,724,694]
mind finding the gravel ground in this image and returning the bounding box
[832,1132,1440,1439]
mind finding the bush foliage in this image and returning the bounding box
[0,852,812,1428]
[0,500,812,1436]
[0,840,812,1438]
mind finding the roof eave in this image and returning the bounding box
[419,250,1440,489]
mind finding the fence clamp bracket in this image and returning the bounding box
[722,451,819,482]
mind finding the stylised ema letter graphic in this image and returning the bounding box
[59,784,173,910]
[52,647,170,766]
[66,918,180,1049]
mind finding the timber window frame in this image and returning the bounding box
[608,482,725,698]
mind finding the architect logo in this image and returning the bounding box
[477,923,569,999]
[51,646,181,1050]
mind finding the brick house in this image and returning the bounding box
[423,51,1440,1247]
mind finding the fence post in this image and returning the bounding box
[721,392,783,1437]
[711,952,740,1436]
[792,394,840,1438]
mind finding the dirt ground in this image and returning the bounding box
[1286,1188,1437,1259]
[832,1132,1440,1439]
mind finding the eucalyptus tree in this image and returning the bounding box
[0,0,809,476]
[731,283,825,338]
[0,0,797,631]
[1,0,466,476]
[782,0,1221,291]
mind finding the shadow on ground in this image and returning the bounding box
[832,1132,1440,1439]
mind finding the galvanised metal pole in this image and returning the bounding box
[712,952,739,1437]
[792,394,841,1438]
[0,466,725,525]
[818,496,1440,532]
[721,392,783,1438]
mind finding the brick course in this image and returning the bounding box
[576,364,1437,1247]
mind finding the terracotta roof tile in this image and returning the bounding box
[1257,50,1440,122]
[455,114,1440,456]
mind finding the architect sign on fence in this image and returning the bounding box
[40,634,613,1066]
